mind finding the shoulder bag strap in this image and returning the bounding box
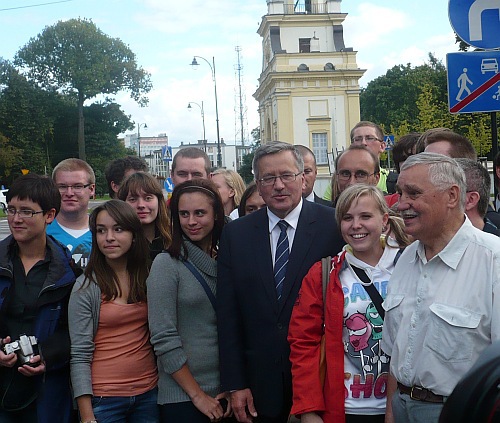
[321,256,332,312]
[350,264,385,320]
[183,260,216,310]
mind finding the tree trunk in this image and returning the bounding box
[78,90,86,160]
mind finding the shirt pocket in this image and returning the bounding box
[383,294,404,319]
[424,303,481,362]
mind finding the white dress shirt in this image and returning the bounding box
[267,199,303,264]
[381,216,500,396]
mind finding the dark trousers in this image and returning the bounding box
[0,401,37,423]
[345,414,385,423]
[160,402,210,423]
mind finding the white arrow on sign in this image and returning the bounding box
[469,0,500,41]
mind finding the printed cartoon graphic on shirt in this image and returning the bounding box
[343,280,389,400]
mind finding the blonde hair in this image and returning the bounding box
[211,169,246,207]
[335,184,410,248]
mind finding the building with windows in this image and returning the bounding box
[254,0,364,192]
[172,140,251,173]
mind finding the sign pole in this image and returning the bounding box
[492,112,498,158]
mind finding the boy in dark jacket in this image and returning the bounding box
[0,174,78,423]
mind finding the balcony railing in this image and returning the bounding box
[284,1,327,14]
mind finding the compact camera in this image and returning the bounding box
[2,335,39,366]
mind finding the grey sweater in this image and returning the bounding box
[147,240,220,404]
[68,274,101,398]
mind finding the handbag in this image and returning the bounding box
[319,255,332,385]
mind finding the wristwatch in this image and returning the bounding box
[81,420,97,423]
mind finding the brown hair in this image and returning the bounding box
[117,172,172,249]
[84,200,150,302]
[168,179,225,260]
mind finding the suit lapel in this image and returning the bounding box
[252,209,278,309]
[278,201,316,313]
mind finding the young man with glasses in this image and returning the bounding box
[350,121,390,193]
[47,158,95,269]
[0,174,78,422]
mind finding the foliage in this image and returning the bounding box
[0,58,135,187]
[360,53,498,157]
[239,127,262,184]
[15,18,152,160]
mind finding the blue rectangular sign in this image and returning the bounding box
[447,51,500,114]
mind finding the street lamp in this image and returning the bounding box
[190,56,222,167]
[137,122,147,157]
[187,101,207,152]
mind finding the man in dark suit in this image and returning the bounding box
[295,145,332,207]
[217,142,344,422]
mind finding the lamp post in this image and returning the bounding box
[137,122,147,157]
[187,101,207,152]
[190,56,222,167]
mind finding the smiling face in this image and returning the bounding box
[340,194,388,265]
[95,210,134,264]
[124,189,159,227]
[54,170,95,216]
[178,191,215,252]
[396,164,451,243]
[256,150,304,219]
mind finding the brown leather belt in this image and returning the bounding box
[397,383,446,403]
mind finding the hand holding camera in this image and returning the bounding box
[1,334,45,376]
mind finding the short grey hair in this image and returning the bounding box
[252,141,304,180]
[401,152,466,211]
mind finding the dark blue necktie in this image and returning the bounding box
[274,220,289,300]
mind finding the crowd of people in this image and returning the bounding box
[0,121,499,423]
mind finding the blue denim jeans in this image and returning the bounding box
[391,390,444,423]
[91,387,159,423]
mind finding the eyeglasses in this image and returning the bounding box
[57,183,91,193]
[258,172,301,186]
[352,136,382,143]
[6,208,44,218]
[337,170,377,182]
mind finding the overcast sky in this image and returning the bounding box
[0,0,458,146]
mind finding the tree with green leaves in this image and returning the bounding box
[15,18,152,161]
[239,127,261,183]
[361,53,497,158]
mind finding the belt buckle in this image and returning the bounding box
[410,385,425,401]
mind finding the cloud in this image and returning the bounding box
[344,3,411,50]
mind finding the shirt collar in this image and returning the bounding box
[267,198,303,233]
[304,191,315,202]
[415,215,474,269]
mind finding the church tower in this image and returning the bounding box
[254,0,365,175]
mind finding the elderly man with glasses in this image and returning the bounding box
[217,141,344,423]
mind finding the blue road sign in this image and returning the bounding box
[162,145,172,162]
[384,135,395,151]
[449,0,500,49]
[164,177,174,193]
[447,51,500,114]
